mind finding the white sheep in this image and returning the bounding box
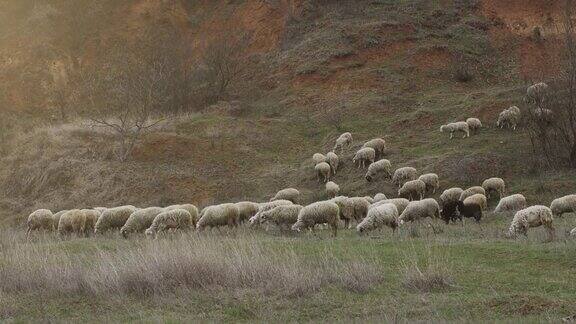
[371,198,410,214]
[482,177,505,199]
[398,198,441,224]
[466,118,482,133]
[249,200,293,225]
[357,203,399,234]
[165,204,199,227]
[197,203,240,230]
[507,205,554,240]
[463,193,488,210]
[392,167,418,188]
[52,210,68,231]
[325,181,340,198]
[312,153,327,164]
[362,138,387,158]
[291,201,340,237]
[145,209,193,239]
[439,187,463,207]
[494,194,527,213]
[550,194,576,218]
[398,179,426,201]
[259,205,303,229]
[440,121,470,139]
[59,209,99,237]
[497,108,520,130]
[315,162,331,183]
[326,151,339,175]
[373,193,388,202]
[26,209,54,235]
[460,186,486,201]
[234,201,260,223]
[418,173,439,195]
[331,196,370,228]
[334,132,353,153]
[353,147,376,169]
[364,196,375,204]
[526,82,549,105]
[271,188,300,204]
[365,159,392,182]
[94,205,138,234]
[120,207,165,238]
[82,209,101,235]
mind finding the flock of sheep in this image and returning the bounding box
[24,82,576,241]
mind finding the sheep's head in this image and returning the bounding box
[440,125,447,132]
[291,220,305,232]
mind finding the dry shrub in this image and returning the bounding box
[400,245,455,293]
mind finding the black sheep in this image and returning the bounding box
[440,201,462,224]
[456,200,483,222]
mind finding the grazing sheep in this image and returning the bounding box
[494,194,527,213]
[120,207,165,238]
[234,201,260,223]
[94,205,138,234]
[52,210,68,231]
[371,198,410,215]
[165,204,199,227]
[271,188,300,204]
[364,196,375,204]
[373,193,388,202]
[398,179,426,201]
[463,193,488,210]
[526,82,549,105]
[260,205,303,229]
[145,209,193,239]
[249,200,293,225]
[325,181,340,198]
[26,209,54,235]
[58,209,99,237]
[482,177,505,200]
[392,167,418,188]
[440,122,470,139]
[82,209,101,235]
[313,153,327,164]
[398,198,441,224]
[460,186,486,202]
[441,201,482,223]
[365,159,392,182]
[550,194,576,218]
[315,162,331,183]
[418,173,440,195]
[334,132,353,153]
[497,108,520,130]
[439,187,464,207]
[466,118,482,133]
[363,138,387,158]
[326,151,339,175]
[197,203,240,230]
[291,201,340,237]
[357,203,399,234]
[440,201,460,224]
[457,201,483,222]
[335,197,371,228]
[508,205,554,240]
[353,147,376,169]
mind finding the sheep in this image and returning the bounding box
[26,209,54,235]
[333,132,352,153]
[482,177,505,200]
[494,194,527,213]
[58,209,99,237]
[363,196,375,204]
[497,108,520,130]
[550,194,576,218]
[312,153,327,164]
[249,200,293,225]
[259,205,303,229]
[197,203,240,230]
[51,210,68,231]
[291,201,340,237]
[234,201,260,223]
[526,82,549,105]
[460,186,486,202]
[507,205,555,241]
[94,205,138,234]
[418,173,439,195]
[326,151,339,175]
[325,181,340,198]
[120,207,165,238]
[82,209,101,235]
[392,167,418,188]
[398,198,441,224]
[439,187,463,207]
[362,138,386,159]
[333,197,371,228]
[440,200,482,223]
[353,147,376,169]
[463,193,487,210]
[371,198,410,215]
[373,193,387,202]
[271,188,300,204]
[145,209,193,239]
[440,122,470,139]
[508,106,521,115]
[365,159,392,182]
[357,203,399,234]
[315,162,331,183]
[398,179,426,201]
[466,118,482,133]
[165,204,199,227]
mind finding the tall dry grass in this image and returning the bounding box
[0,230,383,299]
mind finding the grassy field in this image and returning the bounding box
[2,212,576,322]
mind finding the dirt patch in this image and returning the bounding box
[481,0,565,36]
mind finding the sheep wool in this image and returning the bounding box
[94,205,138,234]
[482,177,505,199]
[357,203,399,234]
[334,132,352,153]
[362,138,386,158]
[26,209,54,234]
[497,108,520,130]
[326,152,339,175]
[325,181,340,198]
[120,207,165,238]
[550,194,576,218]
[373,193,388,202]
[315,162,332,183]
[197,203,240,230]
[234,201,260,223]
[466,118,482,133]
[463,193,488,210]
[399,198,440,223]
[418,173,439,195]
[59,209,97,237]
[249,200,293,225]
[353,147,376,169]
[440,122,470,139]
[494,194,527,213]
[145,209,193,239]
[392,167,418,188]
[52,210,69,231]
[271,188,300,204]
[313,153,327,165]
[371,198,410,215]
[460,186,486,202]
[508,205,554,240]
[260,205,303,229]
[342,197,371,223]
[291,201,340,237]
[439,187,463,207]
[398,179,426,201]
[365,159,392,182]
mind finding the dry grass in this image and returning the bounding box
[400,244,455,293]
